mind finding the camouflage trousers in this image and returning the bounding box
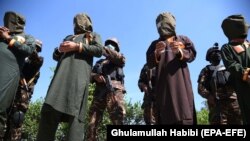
[142,94,157,125]
[86,89,125,141]
[4,85,33,141]
[208,98,242,125]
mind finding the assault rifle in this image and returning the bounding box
[96,63,114,92]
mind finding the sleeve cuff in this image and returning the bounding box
[8,38,16,48]
[78,42,83,53]
[178,48,184,60]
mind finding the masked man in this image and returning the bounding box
[4,39,43,140]
[36,13,103,141]
[146,12,197,124]
[0,11,36,140]
[221,14,250,124]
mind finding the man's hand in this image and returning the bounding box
[93,74,106,83]
[0,26,11,41]
[247,75,250,85]
[169,41,185,55]
[103,47,125,66]
[155,41,166,54]
[58,41,79,53]
[139,83,148,94]
[155,41,166,63]
[243,68,250,82]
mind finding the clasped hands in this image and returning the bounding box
[58,41,81,53]
[155,40,184,62]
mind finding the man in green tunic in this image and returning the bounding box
[4,39,43,141]
[36,13,103,141]
[221,14,250,124]
[0,11,36,140]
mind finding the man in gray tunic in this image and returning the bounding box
[36,13,103,141]
[0,11,36,140]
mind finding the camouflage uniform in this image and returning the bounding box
[197,43,242,125]
[4,40,43,141]
[138,64,157,125]
[87,38,126,141]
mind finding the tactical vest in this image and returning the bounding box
[95,59,125,83]
[208,65,230,88]
[207,65,235,99]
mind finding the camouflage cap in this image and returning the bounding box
[35,39,42,52]
[105,37,120,52]
[73,13,93,34]
[156,12,176,37]
[206,43,220,61]
[4,11,26,34]
[221,14,249,40]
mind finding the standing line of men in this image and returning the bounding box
[0,10,126,141]
[1,9,250,141]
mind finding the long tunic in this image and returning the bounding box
[0,34,35,135]
[0,34,35,113]
[146,35,196,124]
[221,41,250,124]
[45,33,102,122]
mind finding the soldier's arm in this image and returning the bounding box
[102,47,125,67]
[146,41,158,69]
[197,67,210,99]
[138,65,148,92]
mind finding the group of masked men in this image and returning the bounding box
[0,11,126,141]
[1,9,250,141]
[138,13,250,125]
[138,42,243,125]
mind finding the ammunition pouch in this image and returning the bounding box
[18,85,32,112]
[216,86,237,100]
[111,80,125,92]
